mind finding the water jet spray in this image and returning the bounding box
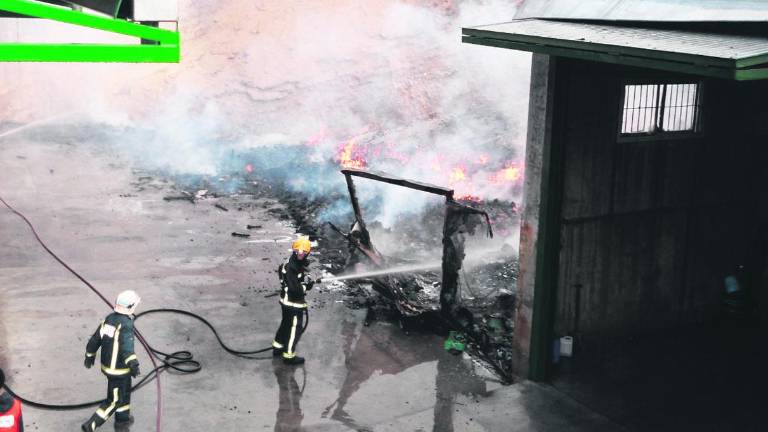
[317,261,443,283]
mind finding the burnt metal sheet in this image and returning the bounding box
[463,19,768,80]
[516,0,768,22]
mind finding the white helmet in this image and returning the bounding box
[114,290,141,315]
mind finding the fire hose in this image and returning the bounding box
[2,308,308,409]
[0,195,307,425]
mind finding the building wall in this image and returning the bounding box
[551,58,768,342]
[514,53,558,379]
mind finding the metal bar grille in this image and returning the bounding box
[662,84,698,132]
[621,84,658,134]
[621,83,700,136]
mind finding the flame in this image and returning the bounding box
[490,162,523,184]
[449,166,467,182]
[327,130,522,202]
[501,166,521,181]
[337,138,366,169]
[457,194,482,202]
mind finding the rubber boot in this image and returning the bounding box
[273,348,284,357]
[81,419,96,432]
[283,355,305,365]
[115,415,134,431]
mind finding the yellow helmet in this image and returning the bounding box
[292,237,311,254]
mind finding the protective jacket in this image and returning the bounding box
[85,312,139,377]
[278,253,312,308]
[0,392,22,432]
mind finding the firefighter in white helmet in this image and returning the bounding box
[272,237,315,365]
[81,290,141,432]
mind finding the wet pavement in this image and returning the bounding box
[0,135,624,431]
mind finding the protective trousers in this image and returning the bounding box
[83,375,131,430]
[273,304,305,359]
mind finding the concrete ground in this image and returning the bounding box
[0,133,624,431]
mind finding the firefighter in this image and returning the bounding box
[272,237,315,365]
[0,368,23,432]
[81,290,141,432]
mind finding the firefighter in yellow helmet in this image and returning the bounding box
[272,237,315,365]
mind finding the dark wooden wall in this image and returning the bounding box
[552,58,768,339]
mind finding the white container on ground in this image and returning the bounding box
[560,336,574,357]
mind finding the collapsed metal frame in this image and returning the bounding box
[339,168,493,318]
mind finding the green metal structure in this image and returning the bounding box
[0,0,179,62]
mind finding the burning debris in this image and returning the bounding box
[321,168,517,380]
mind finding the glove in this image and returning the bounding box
[129,362,140,378]
[306,277,315,291]
[84,355,95,369]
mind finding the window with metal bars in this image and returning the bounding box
[620,83,701,136]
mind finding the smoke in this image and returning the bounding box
[0,0,530,252]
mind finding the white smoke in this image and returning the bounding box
[0,0,530,252]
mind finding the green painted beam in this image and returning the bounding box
[0,0,180,63]
[735,67,768,81]
[0,43,179,62]
[1,0,178,43]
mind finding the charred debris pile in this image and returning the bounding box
[153,162,519,382]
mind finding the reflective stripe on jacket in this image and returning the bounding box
[85,312,138,377]
[278,253,310,308]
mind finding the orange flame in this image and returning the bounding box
[456,194,482,202]
[449,166,467,182]
[337,139,366,169]
[490,162,523,184]
[501,166,521,181]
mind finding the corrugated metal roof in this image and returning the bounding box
[462,19,768,80]
[516,0,768,22]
